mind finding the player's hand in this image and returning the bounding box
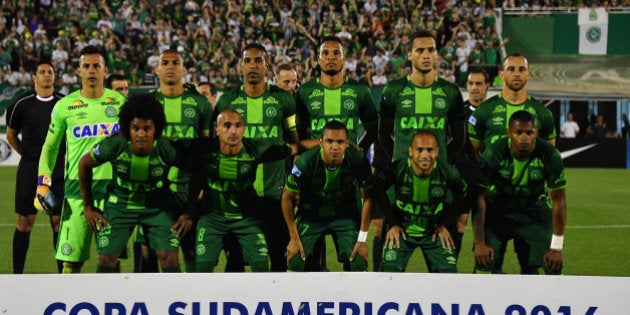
[384,225,406,249]
[432,225,454,250]
[350,241,369,264]
[543,249,563,272]
[171,213,193,238]
[83,205,108,233]
[34,175,57,215]
[473,241,494,268]
[286,238,305,264]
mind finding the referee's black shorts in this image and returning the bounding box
[15,157,64,216]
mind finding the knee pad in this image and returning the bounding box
[287,255,305,272]
[249,261,269,272]
[349,258,367,271]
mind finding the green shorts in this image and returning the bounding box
[288,217,363,271]
[196,212,268,270]
[55,198,104,262]
[96,202,179,255]
[483,207,552,273]
[382,234,457,273]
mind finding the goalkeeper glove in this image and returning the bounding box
[34,175,57,215]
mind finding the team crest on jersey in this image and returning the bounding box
[308,89,324,98]
[240,164,251,175]
[60,243,73,255]
[101,97,119,106]
[431,187,445,198]
[530,169,543,181]
[310,101,322,110]
[184,108,196,118]
[343,100,355,110]
[401,99,412,108]
[152,167,165,177]
[105,106,117,117]
[68,99,88,110]
[196,244,206,255]
[434,98,446,109]
[401,87,414,96]
[265,107,278,117]
[432,88,446,97]
[341,89,357,98]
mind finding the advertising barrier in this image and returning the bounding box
[0,273,627,314]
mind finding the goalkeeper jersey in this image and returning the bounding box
[38,89,126,199]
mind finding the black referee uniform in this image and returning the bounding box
[7,92,66,216]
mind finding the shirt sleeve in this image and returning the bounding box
[38,102,67,177]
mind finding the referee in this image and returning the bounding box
[6,61,65,273]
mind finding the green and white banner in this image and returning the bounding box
[578,8,608,55]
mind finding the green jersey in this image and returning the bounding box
[380,76,465,161]
[375,158,466,237]
[478,137,566,212]
[38,89,126,199]
[214,84,297,199]
[285,146,373,221]
[296,78,378,142]
[468,94,556,148]
[152,89,213,191]
[90,135,177,210]
[196,138,292,219]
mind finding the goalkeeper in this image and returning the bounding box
[36,45,126,273]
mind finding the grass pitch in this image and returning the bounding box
[1,167,629,275]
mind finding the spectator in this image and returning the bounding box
[561,113,580,138]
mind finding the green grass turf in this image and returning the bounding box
[1,167,629,275]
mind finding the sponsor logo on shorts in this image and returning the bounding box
[60,243,73,255]
[384,250,397,261]
[98,236,109,247]
[196,244,206,255]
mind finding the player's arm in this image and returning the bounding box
[78,152,109,233]
[472,187,494,268]
[378,118,394,160]
[5,127,22,155]
[358,122,378,151]
[544,188,567,272]
[38,106,66,177]
[350,187,373,263]
[470,139,482,162]
[281,187,304,263]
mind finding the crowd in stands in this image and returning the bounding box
[0,0,626,91]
